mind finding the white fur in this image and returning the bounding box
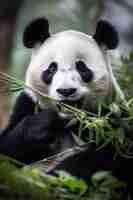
[25,30,111,108]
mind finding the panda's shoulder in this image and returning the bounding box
[16,91,35,106]
[13,91,36,116]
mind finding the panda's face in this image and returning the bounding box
[25,30,110,107]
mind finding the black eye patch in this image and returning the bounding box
[76,60,93,83]
[41,62,58,84]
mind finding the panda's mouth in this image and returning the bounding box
[59,97,85,109]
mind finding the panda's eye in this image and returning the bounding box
[76,60,93,83]
[41,62,58,84]
[48,62,58,74]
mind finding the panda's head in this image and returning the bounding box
[24,18,119,110]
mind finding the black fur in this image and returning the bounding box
[0,92,75,163]
[76,60,94,83]
[49,144,133,198]
[51,145,131,182]
[93,19,119,49]
[41,62,58,84]
[7,92,35,130]
[1,90,133,197]
[23,17,50,48]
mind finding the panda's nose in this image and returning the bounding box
[57,88,76,97]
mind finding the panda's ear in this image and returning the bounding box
[93,19,119,49]
[23,17,50,48]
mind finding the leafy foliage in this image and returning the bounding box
[114,52,133,99]
[0,155,126,200]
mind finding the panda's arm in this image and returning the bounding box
[0,92,68,163]
[6,92,35,130]
[50,144,133,198]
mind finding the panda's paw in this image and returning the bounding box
[39,105,72,128]
[26,105,72,136]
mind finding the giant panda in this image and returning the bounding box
[0,17,132,197]
[24,18,116,110]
